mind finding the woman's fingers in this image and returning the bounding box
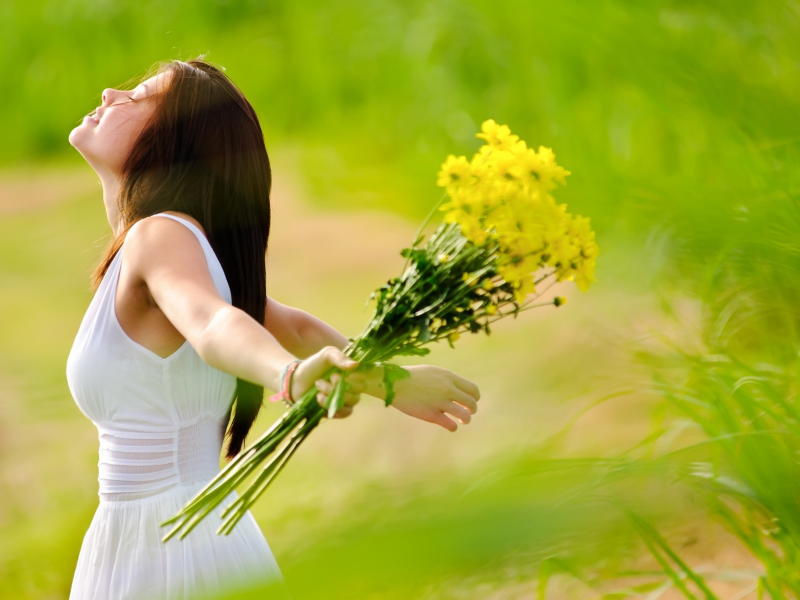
[316,379,363,403]
[316,379,361,413]
[431,411,458,432]
[324,346,359,371]
[334,406,354,418]
[442,400,472,425]
[292,346,359,401]
[316,392,355,418]
[450,386,479,414]
[450,373,480,401]
[344,391,361,406]
[345,379,367,395]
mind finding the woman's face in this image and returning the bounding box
[69,71,169,178]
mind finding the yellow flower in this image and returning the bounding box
[448,331,461,343]
[475,119,520,151]
[469,152,490,181]
[566,215,598,292]
[537,146,570,185]
[437,155,472,188]
[459,218,489,246]
[518,147,571,194]
[575,270,594,292]
[485,304,497,315]
[443,207,468,225]
[492,150,525,183]
[437,119,597,298]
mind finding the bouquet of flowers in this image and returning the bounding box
[161,119,598,540]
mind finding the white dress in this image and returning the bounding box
[66,213,290,599]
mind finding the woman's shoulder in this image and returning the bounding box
[122,212,231,302]
[124,213,209,269]
[156,211,207,236]
[128,211,205,236]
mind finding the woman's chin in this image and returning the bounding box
[68,123,90,151]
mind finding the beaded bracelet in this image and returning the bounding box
[268,359,303,408]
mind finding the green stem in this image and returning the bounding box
[401,192,449,274]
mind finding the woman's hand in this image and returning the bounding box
[290,346,363,419]
[381,365,480,432]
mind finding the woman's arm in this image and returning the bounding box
[264,297,349,358]
[264,297,481,431]
[122,217,358,406]
[125,216,479,428]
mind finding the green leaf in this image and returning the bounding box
[395,346,431,357]
[380,363,411,407]
[326,376,347,420]
[537,558,551,600]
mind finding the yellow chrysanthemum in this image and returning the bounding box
[513,277,537,304]
[437,155,472,188]
[475,119,520,151]
[517,147,571,195]
[492,150,525,183]
[435,119,596,297]
[469,152,490,180]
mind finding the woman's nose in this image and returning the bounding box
[101,88,118,105]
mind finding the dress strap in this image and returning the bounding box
[150,213,232,303]
[151,213,208,247]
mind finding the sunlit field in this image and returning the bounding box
[2,1,800,598]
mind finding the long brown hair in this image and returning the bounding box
[92,58,271,459]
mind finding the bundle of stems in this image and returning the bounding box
[161,119,598,540]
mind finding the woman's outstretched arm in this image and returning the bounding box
[123,215,479,428]
[264,297,481,431]
[264,297,350,359]
[120,216,358,410]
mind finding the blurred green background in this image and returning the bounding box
[2,0,800,598]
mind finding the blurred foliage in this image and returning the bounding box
[3,0,800,598]
[3,0,800,226]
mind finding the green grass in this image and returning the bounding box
[5,0,800,226]
[4,1,800,597]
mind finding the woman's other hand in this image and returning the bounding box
[290,346,362,419]
[387,365,480,432]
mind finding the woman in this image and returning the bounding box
[65,57,480,599]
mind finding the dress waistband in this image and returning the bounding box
[97,418,223,501]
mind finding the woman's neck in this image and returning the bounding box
[98,171,123,236]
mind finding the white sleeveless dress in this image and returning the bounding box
[66,213,289,600]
